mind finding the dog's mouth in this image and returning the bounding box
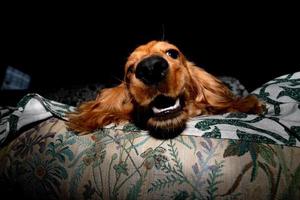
[133,94,187,139]
[150,95,184,119]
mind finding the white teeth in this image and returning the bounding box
[152,99,180,114]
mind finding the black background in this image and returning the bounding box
[0,5,299,199]
[1,12,299,97]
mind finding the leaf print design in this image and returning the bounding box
[281,163,300,199]
[83,180,97,200]
[258,89,283,115]
[277,86,300,102]
[46,134,74,163]
[207,160,224,200]
[202,126,221,139]
[125,176,144,200]
[258,144,276,168]
[192,139,223,192]
[114,161,129,176]
[236,130,277,145]
[141,147,168,170]
[196,116,291,145]
[290,126,300,141]
[148,141,186,193]
[12,122,56,158]
[149,139,225,200]
[22,154,68,199]
[256,74,300,115]
[223,140,273,181]
[226,112,248,118]
[171,190,189,200]
[122,123,140,132]
[222,140,282,197]
[221,161,275,197]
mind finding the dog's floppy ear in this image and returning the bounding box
[67,83,133,134]
[186,62,264,114]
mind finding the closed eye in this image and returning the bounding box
[166,49,179,59]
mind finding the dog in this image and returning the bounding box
[67,40,265,139]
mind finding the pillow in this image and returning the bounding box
[1,72,299,147]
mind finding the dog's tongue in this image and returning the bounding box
[152,95,176,109]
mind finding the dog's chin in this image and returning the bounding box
[146,114,187,139]
[133,94,187,139]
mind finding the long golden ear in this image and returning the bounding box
[66,83,133,134]
[187,62,264,114]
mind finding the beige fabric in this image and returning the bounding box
[1,118,300,199]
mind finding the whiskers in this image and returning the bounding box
[161,24,165,41]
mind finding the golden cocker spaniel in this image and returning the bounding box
[67,41,264,138]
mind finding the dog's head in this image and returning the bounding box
[124,41,195,138]
[67,40,264,139]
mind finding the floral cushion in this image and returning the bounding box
[0,72,300,199]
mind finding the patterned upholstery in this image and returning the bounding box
[0,72,300,199]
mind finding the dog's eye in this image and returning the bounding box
[166,49,179,59]
[127,65,134,73]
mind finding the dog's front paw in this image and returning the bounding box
[256,100,267,115]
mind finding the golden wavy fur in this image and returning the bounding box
[67,41,264,138]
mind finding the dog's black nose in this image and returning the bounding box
[136,56,169,85]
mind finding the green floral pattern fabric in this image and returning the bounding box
[0,72,300,199]
[1,118,300,199]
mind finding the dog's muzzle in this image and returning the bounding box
[135,56,169,85]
